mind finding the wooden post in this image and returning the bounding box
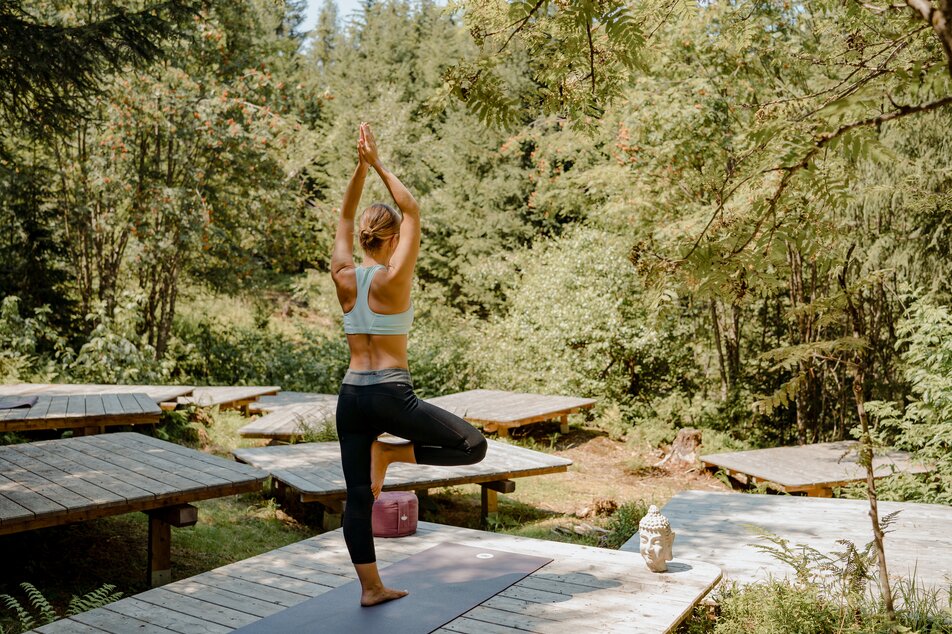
[146,504,198,587]
[495,426,509,438]
[480,480,516,525]
[559,415,570,434]
[147,515,172,586]
[320,499,344,532]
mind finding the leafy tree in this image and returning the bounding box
[0,0,199,131]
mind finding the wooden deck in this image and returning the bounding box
[240,397,338,441]
[701,440,931,496]
[0,432,267,585]
[32,521,722,634]
[246,392,337,415]
[233,439,572,527]
[174,386,281,411]
[0,393,162,434]
[620,490,952,591]
[425,390,596,437]
[0,384,194,407]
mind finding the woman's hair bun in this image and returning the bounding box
[358,203,402,253]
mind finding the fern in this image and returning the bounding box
[20,583,55,626]
[0,592,35,633]
[66,585,122,616]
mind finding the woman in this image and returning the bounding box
[330,123,488,607]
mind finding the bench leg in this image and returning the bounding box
[146,505,198,587]
[319,499,344,532]
[147,515,172,586]
[495,426,509,438]
[481,486,498,526]
[559,415,569,434]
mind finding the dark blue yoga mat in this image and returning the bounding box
[234,541,552,634]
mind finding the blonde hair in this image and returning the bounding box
[358,203,402,253]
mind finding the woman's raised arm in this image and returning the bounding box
[331,141,368,280]
[358,123,420,285]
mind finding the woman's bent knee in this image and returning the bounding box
[467,434,488,463]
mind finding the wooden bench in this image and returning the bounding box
[0,393,162,436]
[172,386,281,412]
[421,389,596,437]
[32,521,723,634]
[233,439,572,529]
[0,432,267,586]
[621,490,952,591]
[239,398,338,441]
[0,384,195,412]
[701,440,931,497]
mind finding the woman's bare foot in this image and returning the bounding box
[360,586,409,607]
[370,440,415,498]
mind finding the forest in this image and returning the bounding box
[1,0,951,628]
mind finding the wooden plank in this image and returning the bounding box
[117,393,140,415]
[101,394,123,416]
[162,578,287,618]
[20,442,154,503]
[102,434,244,486]
[99,596,231,634]
[0,454,73,518]
[620,490,952,593]
[122,433,265,481]
[45,395,69,419]
[701,441,931,492]
[133,392,162,415]
[2,445,118,509]
[68,437,193,495]
[85,395,105,417]
[66,395,86,418]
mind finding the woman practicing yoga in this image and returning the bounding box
[331,123,488,607]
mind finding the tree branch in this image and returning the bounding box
[904,0,952,75]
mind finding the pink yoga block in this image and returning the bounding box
[372,491,418,537]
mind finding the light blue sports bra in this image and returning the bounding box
[342,265,414,336]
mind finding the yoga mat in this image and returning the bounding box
[234,542,552,634]
[0,396,37,409]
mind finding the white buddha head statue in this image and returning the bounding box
[638,505,675,572]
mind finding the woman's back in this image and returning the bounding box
[340,264,413,370]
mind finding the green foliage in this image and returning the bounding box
[172,316,349,393]
[602,499,649,549]
[863,297,952,504]
[0,0,199,131]
[682,528,952,634]
[0,296,66,382]
[0,582,121,633]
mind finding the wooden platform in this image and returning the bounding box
[701,440,931,496]
[174,386,281,411]
[240,397,338,441]
[32,521,722,634]
[0,393,162,434]
[620,490,952,591]
[425,390,596,437]
[0,384,194,407]
[0,432,267,585]
[233,439,572,527]
[246,392,337,415]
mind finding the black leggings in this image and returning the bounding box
[336,381,487,564]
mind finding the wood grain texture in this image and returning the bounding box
[240,389,596,441]
[0,383,194,404]
[233,439,572,503]
[30,522,721,634]
[701,441,931,493]
[178,386,280,410]
[620,490,952,592]
[0,393,161,433]
[0,433,267,536]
